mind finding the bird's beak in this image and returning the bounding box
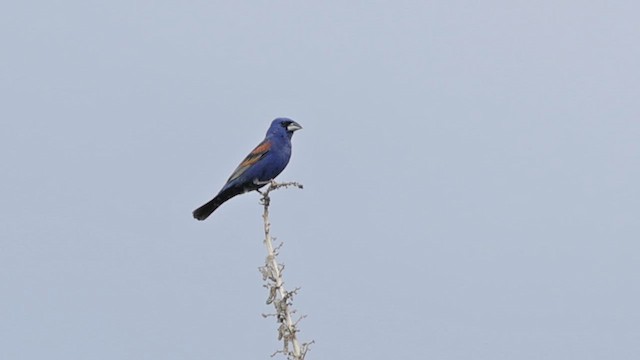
[287,121,303,132]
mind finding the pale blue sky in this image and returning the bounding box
[1,1,639,359]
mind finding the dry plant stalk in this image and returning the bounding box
[258,181,312,360]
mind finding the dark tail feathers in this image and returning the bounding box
[192,187,244,221]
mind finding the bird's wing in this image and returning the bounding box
[226,139,272,183]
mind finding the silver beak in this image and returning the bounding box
[287,121,303,132]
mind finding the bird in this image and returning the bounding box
[192,118,303,220]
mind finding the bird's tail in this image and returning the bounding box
[192,187,243,221]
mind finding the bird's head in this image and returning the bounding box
[268,117,302,138]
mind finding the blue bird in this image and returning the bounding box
[193,118,302,220]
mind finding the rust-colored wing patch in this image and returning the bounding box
[226,139,272,182]
[250,140,272,155]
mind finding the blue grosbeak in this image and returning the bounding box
[193,118,303,220]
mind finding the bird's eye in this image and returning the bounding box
[281,121,292,128]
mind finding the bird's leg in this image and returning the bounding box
[255,179,271,205]
[254,179,276,196]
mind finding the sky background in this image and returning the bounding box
[1,1,639,359]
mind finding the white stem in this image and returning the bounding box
[260,181,306,359]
